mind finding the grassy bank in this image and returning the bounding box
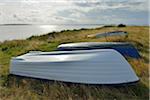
[0,26,149,100]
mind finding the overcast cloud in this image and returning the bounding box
[0,0,149,25]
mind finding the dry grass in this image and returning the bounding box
[0,26,149,100]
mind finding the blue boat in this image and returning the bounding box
[57,42,140,59]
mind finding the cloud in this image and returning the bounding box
[0,0,148,25]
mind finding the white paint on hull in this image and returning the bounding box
[10,49,139,84]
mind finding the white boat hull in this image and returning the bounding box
[10,49,139,84]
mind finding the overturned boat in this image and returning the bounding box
[10,49,139,84]
[87,31,128,38]
[57,42,140,59]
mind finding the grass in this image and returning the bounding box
[0,26,149,100]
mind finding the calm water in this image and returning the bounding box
[0,25,103,42]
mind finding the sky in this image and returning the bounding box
[0,0,149,25]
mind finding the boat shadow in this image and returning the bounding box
[6,74,139,87]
